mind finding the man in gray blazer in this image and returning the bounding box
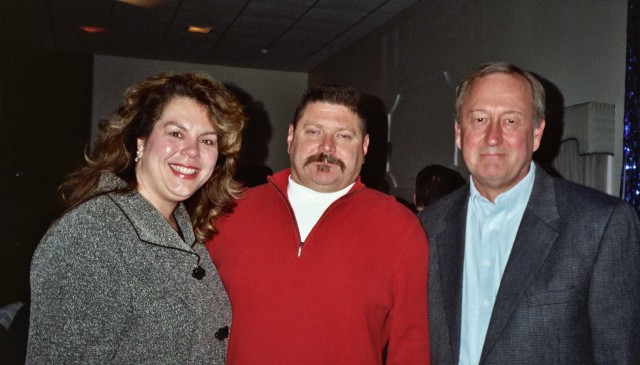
[419,62,640,364]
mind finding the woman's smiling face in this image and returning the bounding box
[135,96,219,215]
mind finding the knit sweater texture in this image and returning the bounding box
[27,173,231,364]
[206,169,430,364]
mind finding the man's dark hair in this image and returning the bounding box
[415,165,466,210]
[292,82,367,135]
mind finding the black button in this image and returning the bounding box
[192,265,206,280]
[215,325,229,341]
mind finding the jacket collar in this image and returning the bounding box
[98,173,197,251]
[267,168,365,197]
[434,187,469,364]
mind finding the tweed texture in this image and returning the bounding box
[420,165,640,364]
[27,173,231,364]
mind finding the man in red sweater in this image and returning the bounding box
[206,83,430,364]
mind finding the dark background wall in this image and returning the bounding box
[311,0,626,200]
[0,49,93,307]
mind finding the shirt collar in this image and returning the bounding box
[287,175,353,200]
[469,161,536,218]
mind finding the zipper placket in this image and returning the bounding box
[270,180,365,258]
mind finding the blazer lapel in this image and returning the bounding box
[108,191,196,250]
[436,190,469,363]
[480,167,561,362]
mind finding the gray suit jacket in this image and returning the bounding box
[420,166,640,364]
[27,174,231,364]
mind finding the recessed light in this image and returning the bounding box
[79,26,106,33]
[261,49,269,54]
[188,26,213,34]
[117,0,165,8]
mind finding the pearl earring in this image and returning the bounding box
[135,149,142,163]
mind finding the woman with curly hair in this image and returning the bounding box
[27,72,244,364]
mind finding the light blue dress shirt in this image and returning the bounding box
[459,162,536,365]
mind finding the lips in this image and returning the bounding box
[169,163,199,176]
[480,148,508,157]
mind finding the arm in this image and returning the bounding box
[386,220,430,365]
[590,202,640,364]
[27,217,131,364]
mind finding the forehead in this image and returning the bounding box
[298,101,360,130]
[464,73,533,112]
[158,97,214,126]
[162,96,206,114]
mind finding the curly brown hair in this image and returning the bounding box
[58,72,245,242]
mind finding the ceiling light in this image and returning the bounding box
[188,26,213,34]
[79,26,106,33]
[117,0,166,8]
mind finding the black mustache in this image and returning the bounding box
[303,153,346,172]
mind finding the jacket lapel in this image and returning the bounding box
[108,191,196,250]
[436,189,469,363]
[480,167,561,362]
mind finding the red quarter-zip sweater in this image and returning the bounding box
[206,169,430,364]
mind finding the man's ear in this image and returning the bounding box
[532,119,546,152]
[454,120,462,150]
[287,124,294,153]
[362,134,370,156]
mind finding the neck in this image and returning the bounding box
[167,214,179,231]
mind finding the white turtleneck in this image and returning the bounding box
[287,176,353,241]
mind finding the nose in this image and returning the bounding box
[319,135,336,153]
[182,138,200,158]
[485,121,503,146]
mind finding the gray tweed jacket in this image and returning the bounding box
[27,174,231,364]
[420,166,640,364]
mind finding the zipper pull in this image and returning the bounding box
[297,242,303,258]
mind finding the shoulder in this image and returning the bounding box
[348,188,426,236]
[358,187,416,216]
[540,173,631,216]
[47,195,114,232]
[234,182,279,205]
[558,181,639,230]
[420,186,467,225]
[31,195,135,294]
[36,195,129,260]
[522,170,640,236]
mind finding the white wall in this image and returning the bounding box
[92,55,308,172]
[312,0,627,200]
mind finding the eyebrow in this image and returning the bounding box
[467,109,525,116]
[303,121,358,134]
[164,121,218,136]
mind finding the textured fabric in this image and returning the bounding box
[27,173,231,364]
[460,163,534,365]
[420,165,640,364]
[206,168,430,365]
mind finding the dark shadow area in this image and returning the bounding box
[414,164,466,213]
[360,93,389,192]
[0,47,93,364]
[533,75,565,178]
[224,84,274,187]
[0,302,29,364]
